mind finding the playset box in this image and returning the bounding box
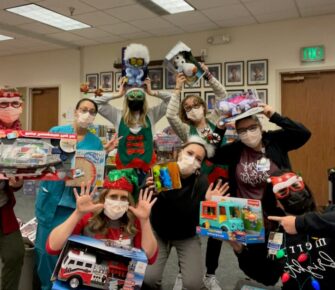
[0,129,76,180]
[154,134,182,163]
[164,41,205,87]
[66,149,106,188]
[20,217,38,246]
[51,235,148,290]
[197,196,265,244]
[152,162,181,193]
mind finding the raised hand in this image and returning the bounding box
[205,179,230,200]
[268,215,297,234]
[175,73,186,90]
[258,103,275,118]
[144,78,154,96]
[73,182,103,215]
[9,176,23,188]
[129,188,157,221]
[104,133,122,153]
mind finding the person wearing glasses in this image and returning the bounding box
[35,98,105,290]
[0,87,25,290]
[166,67,229,290]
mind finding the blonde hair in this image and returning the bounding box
[122,98,149,128]
[88,189,137,236]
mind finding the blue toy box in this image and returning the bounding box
[197,196,265,244]
[51,235,148,290]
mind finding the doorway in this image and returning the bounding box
[31,87,59,131]
[281,70,335,206]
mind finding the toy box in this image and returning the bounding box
[197,196,265,244]
[152,162,181,193]
[0,130,76,180]
[154,134,182,163]
[66,150,106,188]
[20,217,38,246]
[164,41,204,87]
[51,235,148,290]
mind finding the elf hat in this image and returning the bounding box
[103,169,138,193]
[182,135,215,158]
[0,87,22,103]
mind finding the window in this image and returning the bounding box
[77,261,83,266]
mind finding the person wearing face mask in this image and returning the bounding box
[0,87,25,290]
[229,170,335,290]
[92,77,172,172]
[46,169,158,267]
[34,98,105,290]
[142,135,229,290]
[166,67,230,290]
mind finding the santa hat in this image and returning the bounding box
[103,169,138,193]
[124,43,150,64]
[0,87,22,103]
[182,135,215,158]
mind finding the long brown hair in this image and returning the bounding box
[88,189,137,236]
[122,98,149,128]
[180,95,207,125]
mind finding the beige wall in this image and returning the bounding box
[1,13,335,131]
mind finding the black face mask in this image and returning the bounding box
[128,100,144,111]
[280,189,314,215]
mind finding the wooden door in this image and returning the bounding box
[31,87,59,131]
[281,71,335,206]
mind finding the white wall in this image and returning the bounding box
[1,13,335,131]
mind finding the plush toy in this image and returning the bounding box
[80,83,90,94]
[172,52,198,79]
[124,43,150,87]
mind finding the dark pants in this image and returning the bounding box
[0,229,25,290]
[205,237,223,275]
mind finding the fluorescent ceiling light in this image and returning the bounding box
[150,0,194,14]
[6,4,91,31]
[0,34,14,41]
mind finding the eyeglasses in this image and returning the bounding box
[78,108,97,116]
[0,101,22,109]
[272,175,305,199]
[184,103,201,112]
[129,57,144,66]
[126,90,145,101]
[236,124,259,136]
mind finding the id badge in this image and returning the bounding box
[256,157,270,172]
[267,231,283,256]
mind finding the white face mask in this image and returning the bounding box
[239,127,262,148]
[177,152,201,176]
[104,199,129,220]
[76,111,95,128]
[0,107,22,124]
[186,106,204,122]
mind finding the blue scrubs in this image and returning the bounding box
[34,125,103,290]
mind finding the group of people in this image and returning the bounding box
[0,56,334,290]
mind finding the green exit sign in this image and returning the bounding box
[301,46,325,62]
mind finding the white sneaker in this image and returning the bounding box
[173,273,183,290]
[203,275,222,290]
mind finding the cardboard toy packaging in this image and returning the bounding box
[0,130,76,180]
[51,235,148,290]
[164,41,205,87]
[197,196,265,244]
[154,134,182,163]
[152,161,181,193]
[20,217,38,246]
[65,149,106,188]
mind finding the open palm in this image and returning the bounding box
[74,182,104,214]
[205,179,230,200]
[129,188,157,221]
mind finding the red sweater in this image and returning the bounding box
[46,212,157,264]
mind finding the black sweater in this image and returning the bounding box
[151,173,208,240]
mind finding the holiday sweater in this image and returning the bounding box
[151,173,208,240]
[46,212,158,264]
[235,206,335,290]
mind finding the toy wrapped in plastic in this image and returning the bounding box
[164,41,205,87]
[154,133,182,163]
[152,162,181,193]
[123,43,149,88]
[216,89,264,123]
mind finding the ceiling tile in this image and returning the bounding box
[129,17,172,30]
[148,26,185,36]
[256,10,300,23]
[70,38,100,46]
[95,35,126,44]
[189,0,238,10]
[214,16,256,27]
[202,4,251,21]
[72,27,112,39]
[37,0,96,16]
[99,22,141,35]
[49,31,88,42]
[243,0,298,15]
[295,0,335,8]
[73,11,121,26]
[299,3,335,17]
[0,0,27,9]
[80,0,136,9]
[0,10,33,25]
[163,11,211,26]
[17,22,60,34]
[182,21,219,32]
[122,31,153,40]
[105,4,156,21]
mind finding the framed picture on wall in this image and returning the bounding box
[148,68,163,90]
[165,69,176,90]
[183,91,201,99]
[100,72,113,92]
[204,63,222,87]
[86,74,99,92]
[247,59,268,85]
[227,89,244,96]
[205,91,216,111]
[256,89,268,104]
[224,61,244,87]
[184,78,201,89]
[114,71,122,92]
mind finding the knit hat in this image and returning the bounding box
[103,169,138,193]
[0,87,22,102]
[182,135,215,158]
